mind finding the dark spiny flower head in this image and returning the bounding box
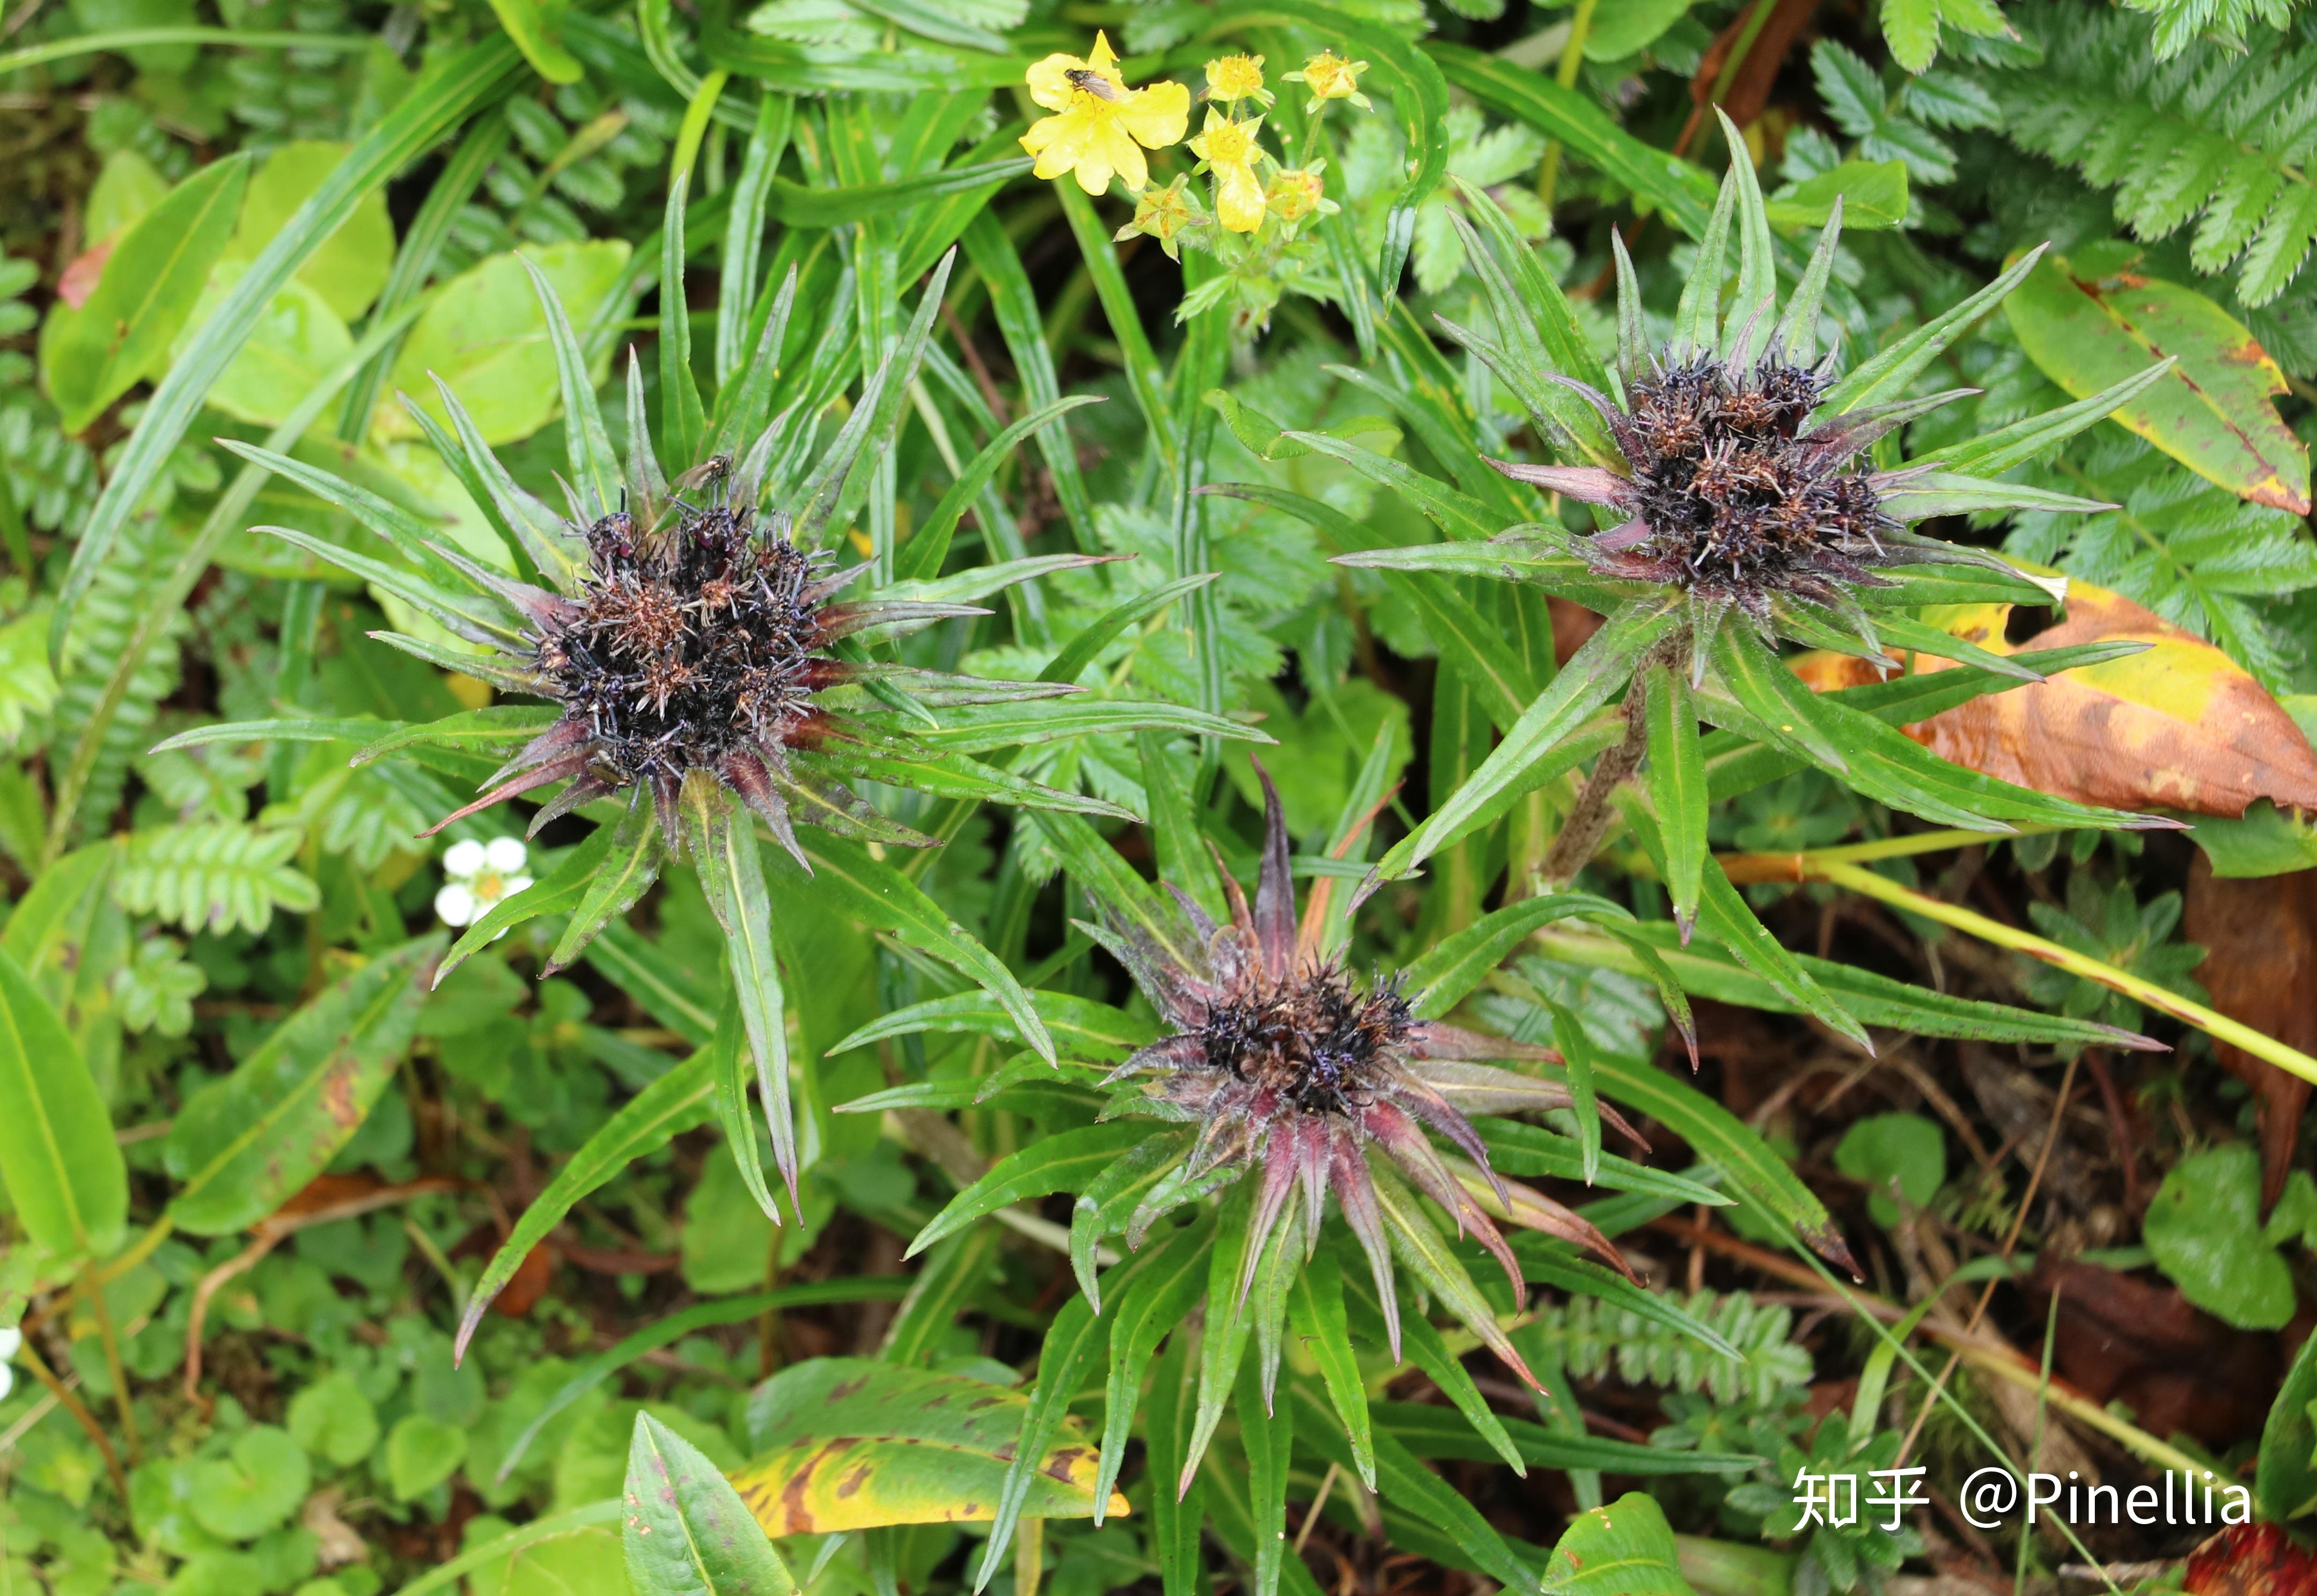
[421,445,1039,869]
[1087,759,1642,1426]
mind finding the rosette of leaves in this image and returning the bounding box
[188,223,1252,1220]
[1322,113,2183,1046]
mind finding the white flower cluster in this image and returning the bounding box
[435,837,533,931]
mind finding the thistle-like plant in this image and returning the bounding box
[1329,112,2182,1040]
[181,238,1252,1224]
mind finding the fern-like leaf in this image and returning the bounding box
[115,822,320,935]
[1986,3,2317,304]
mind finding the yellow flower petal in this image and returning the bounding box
[1087,30,1120,75]
[1025,52,1083,113]
[1121,79,1190,149]
[1216,163,1266,233]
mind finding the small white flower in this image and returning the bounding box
[437,837,533,935]
[1,1325,20,1401]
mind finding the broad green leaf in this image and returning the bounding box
[53,33,525,662]
[2143,1143,2296,1329]
[1766,160,1908,231]
[41,153,251,433]
[187,272,354,427]
[623,1413,798,1596]
[381,239,632,446]
[909,1123,1149,1257]
[218,139,396,320]
[0,944,126,1259]
[458,1043,715,1357]
[191,1425,312,1538]
[2258,1323,2317,1522]
[163,935,440,1235]
[2005,245,2309,513]
[1542,1492,1698,1594]
[2,840,128,1082]
[732,1359,1128,1534]
[486,0,583,82]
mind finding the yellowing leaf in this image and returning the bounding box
[2005,244,2311,513]
[728,1359,1128,1536]
[1792,583,2317,821]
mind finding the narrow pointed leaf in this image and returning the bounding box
[908,1123,1149,1258]
[1643,664,1707,937]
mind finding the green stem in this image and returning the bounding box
[0,28,373,73]
[1533,0,1598,212]
[1738,853,2317,1087]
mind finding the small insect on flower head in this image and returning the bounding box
[1023,32,1191,195]
[1079,757,1644,1475]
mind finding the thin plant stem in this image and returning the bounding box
[1540,701,1645,886]
[11,1337,128,1502]
[1726,853,2317,1087]
[78,1266,141,1463]
[0,26,371,72]
[1534,0,1599,211]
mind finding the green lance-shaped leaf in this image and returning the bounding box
[1145,1332,1204,1596]
[1094,1220,1210,1524]
[587,924,717,1047]
[715,92,795,393]
[1510,1249,1742,1365]
[1591,1050,1856,1275]
[730,1359,1125,1536]
[1816,244,2047,418]
[1430,44,1716,238]
[438,821,616,987]
[1544,991,1603,1186]
[623,1412,799,1596]
[1289,1378,1539,1595]
[521,250,621,530]
[786,831,1054,1066]
[832,989,1152,1065]
[1643,663,1707,940]
[659,165,709,469]
[1286,1248,1374,1489]
[163,935,441,1236]
[1544,1492,1696,1594]
[1377,599,1682,884]
[1072,1134,1191,1308]
[880,1227,999,1369]
[1400,891,1629,1019]
[1339,1231,1525,1476]
[498,1278,912,1482]
[1378,1402,1759,1477]
[685,779,795,1218]
[53,33,525,664]
[1235,1350,1295,1596]
[909,1123,1151,1259]
[1475,1121,1731,1209]
[960,213,1097,551]
[3,841,127,1072]
[0,945,126,1260]
[974,1295,1105,1592]
[1181,1183,1263,1496]
[894,396,1104,583]
[42,153,252,435]
[457,1043,715,1359]
[707,1000,782,1231]
[548,789,667,975]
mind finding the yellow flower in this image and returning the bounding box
[1114,176,1200,260]
[1188,108,1267,233]
[1263,166,1330,225]
[1203,53,1272,107]
[1022,32,1191,195]
[1283,49,1371,111]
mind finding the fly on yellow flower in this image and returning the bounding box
[1114,175,1200,260]
[1283,49,1371,111]
[1203,53,1272,108]
[1187,108,1267,234]
[1021,32,1190,196]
